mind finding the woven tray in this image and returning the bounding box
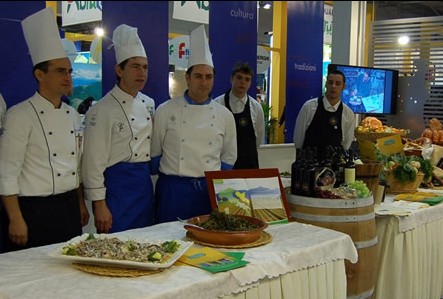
[355,130,405,143]
[385,172,425,194]
[72,263,163,277]
[186,231,272,249]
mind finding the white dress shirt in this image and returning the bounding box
[293,96,355,150]
[214,91,265,148]
[81,86,154,201]
[0,92,81,196]
[151,97,237,178]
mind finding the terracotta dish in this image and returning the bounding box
[184,214,268,246]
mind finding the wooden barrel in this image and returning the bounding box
[288,194,378,299]
[355,160,382,198]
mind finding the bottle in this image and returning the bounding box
[344,149,356,184]
[332,146,345,187]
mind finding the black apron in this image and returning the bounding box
[225,91,259,169]
[303,96,343,159]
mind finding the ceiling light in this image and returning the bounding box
[94,27,104,37]
[398,35,410,45]
[263,3,271,9]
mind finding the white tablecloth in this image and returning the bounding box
[374,203,443,299]
[0,221,357,299]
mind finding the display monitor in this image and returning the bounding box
[327,64,399,115]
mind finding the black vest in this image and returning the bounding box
[224,91,259,169]
[303,96,343,159]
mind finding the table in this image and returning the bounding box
[0,221,357,299]
[373,198,443,299]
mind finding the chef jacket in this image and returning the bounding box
[0,92,82,197]
[151,96,237,178]
[293,96,355,150]
[0,92,6,129]
[214,91,265,148]
[82,86,154,201]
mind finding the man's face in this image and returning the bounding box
[39,57,73,98]
[231,71,252,98]
[117,57,148,96]
[186,64,214,103]
[325,74,345,100]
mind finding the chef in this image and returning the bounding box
[151,25,237,223]
[81,24,156,233]
[0,7,89,251]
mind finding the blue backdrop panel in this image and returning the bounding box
[210,2,257,99]
[285,1,324,143]
[0,2,46,108]
[102,2,169,105]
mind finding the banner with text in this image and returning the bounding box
[173,1,209,24]
[209,1,257,98]
[285,1,324,143]
[62,1,102,26]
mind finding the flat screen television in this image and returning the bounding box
[327,64,399,115]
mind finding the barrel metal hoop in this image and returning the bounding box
[354,237,378,249]
[289,195,374,208]
[292,212,375,223]
[347,287,374,299]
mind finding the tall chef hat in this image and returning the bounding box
[21,7,67,66]
[112,24,147,65]
[188,25,214,68]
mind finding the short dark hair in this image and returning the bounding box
[231,62,253,77]
[186,65,216,76]
[32,61,50,81]
[327,69,346,84]
[115,59,130,84]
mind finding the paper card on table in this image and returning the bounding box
[178,247,248,273]
[376,134,404,156]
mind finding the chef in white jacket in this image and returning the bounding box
[151,25,237,223]
[81,24,155,233]
[0,8,89,251]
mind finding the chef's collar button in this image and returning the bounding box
[211,124,214,126]
[49,132,53,135]
[147,118,150,121]
[142,100,145,103]
[123,101,126,104]
[53,153,57,156]
[72,172,76,175]
[146,154,149,157]
[135,137,138,140]
[131,118,135,121]
[57,173,61,176]
[181,139,185,142]
[180,157,184,160]
[70,130,74,134]
[71,152,75,155]
[40,111,44,114]
[147,136,150,139]
[135,153,138,157]
[66,110,70,114]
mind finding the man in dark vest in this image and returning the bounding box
[293,70,355,159]
[214,62,265,169]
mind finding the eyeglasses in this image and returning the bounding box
[47,68,74,77]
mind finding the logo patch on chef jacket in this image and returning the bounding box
[117,122,124,132]
[89,114,97,126]
[329,116,339,129]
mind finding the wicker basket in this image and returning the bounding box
[354,130,405,143]
[384,172,424,194]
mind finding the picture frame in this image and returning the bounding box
[204,168,292,224]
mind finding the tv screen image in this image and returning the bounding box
[327,64,399,115]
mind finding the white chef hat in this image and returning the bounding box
[112,24,147,65]
[188,25,214,68]
[21,7,67,66]
[61,38,78,64]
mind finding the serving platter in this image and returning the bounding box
[48,233,193,270]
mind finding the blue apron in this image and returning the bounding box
[155,173,212,223]
[104,162,154,233]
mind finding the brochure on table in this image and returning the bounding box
[205,168,291,224]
